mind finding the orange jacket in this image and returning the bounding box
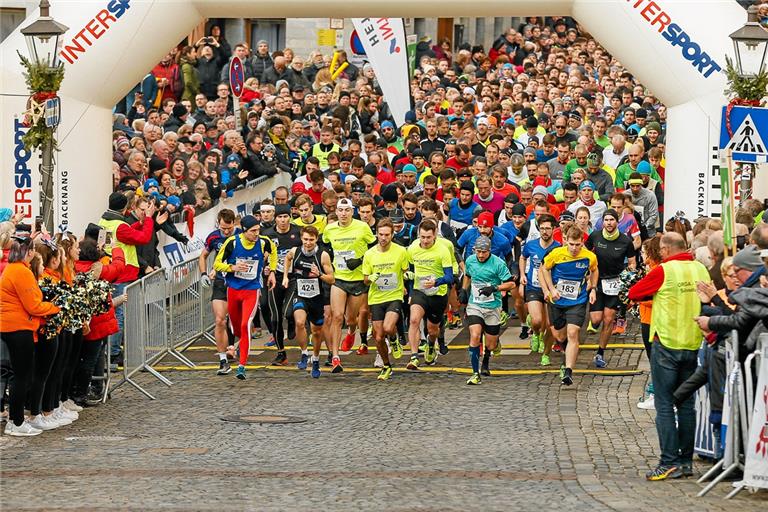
[0,262,59,337]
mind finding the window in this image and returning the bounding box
[1,8,26,43]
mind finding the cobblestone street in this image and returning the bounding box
[1,325,765,511]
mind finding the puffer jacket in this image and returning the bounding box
[74,248,125,341]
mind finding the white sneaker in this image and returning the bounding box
[50,409,73,426]
[373,353,384,368]
[27,414,59,431]
[56,406,78,421]
[637,394,655,410]
[62,399,83,412]
[4,420,42,436]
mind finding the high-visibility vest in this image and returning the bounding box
[98,217,139,268]
[311,143,340,170]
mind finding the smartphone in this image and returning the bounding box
[34,216,43,232]
[97,228,107,248]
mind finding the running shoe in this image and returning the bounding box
[4,421,42,437]
[424,343,437,364]
[374,353,384,368]
[331,356,343,373]
[481,362,491,377]
[62,399,83,413]
[594,354,607,369]
[392,340,404,360]
[235,365,246,380]
[264,337,276,347]
[500,310,510,327]
[540,354,551,366]
[438,342,449,356]
[325,353,333,367]
[492,342,503,356]
[637,394,655,410]
[586,321,598,334]
[271,351,288,366]
[612,318,626,335]
[217,359,232,375]
[645,465,682,481]
[253,328,263,339]
[560,365,573,386]
[466,372,481,385]
[537,337,545,354]
[418,340,427,353]
[297,353,309,371]
[377,366,393,381]
[529,332,540,352]
[356,344,369,355]
[341,333,355,352]
[680,463,694,477]
[406,355,420,370]
[311,360,321,378]
[552,342,563,353]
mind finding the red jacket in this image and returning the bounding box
[628,252,694,302]
[75,248,126,341]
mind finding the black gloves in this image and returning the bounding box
[459,288,469,305]
[479,285,497,296]
[346,257,363,270]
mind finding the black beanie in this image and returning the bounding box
[172,104,188,118]
[108,192,128,211]
[275,204,291,216]
[460,181,475,193]
[511,203,527,216]
[381,184,399,203]
[240,215,259,231]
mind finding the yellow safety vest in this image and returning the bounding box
[311,143,340,170]
[98,217,139,268]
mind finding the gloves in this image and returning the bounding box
[479,285,497,297]
[201,274,211,287]
[368,273,380,283]
[178,235,190,244]
[403,271,415,281]
[346,257,362,270]
[458,288,469,305]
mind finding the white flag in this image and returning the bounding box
[351,18,410,126]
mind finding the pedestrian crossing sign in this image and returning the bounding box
[719,105,768,163]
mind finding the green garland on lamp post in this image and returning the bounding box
[724,56,768,102]
[17,51,65,151]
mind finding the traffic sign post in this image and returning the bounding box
[719,105,768,163]
[229,56,245,131]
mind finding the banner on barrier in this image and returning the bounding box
[350,18,410,126]
[744,338,768,489]
[156,174,292,268]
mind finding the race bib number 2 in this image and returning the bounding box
[376,273,397,291]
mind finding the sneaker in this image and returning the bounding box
[27,414,59,431]
[297,353,309,371]
[466,372,481,385]
[418,340,427,353]
[48,410,71,427]
[217,359,232,375]
[391,340,404,360]
[529,332,540,352]
[62,399,83,413]
[481,359,491,377]
[438,342,449,356]
[56,406,78,422]
[235,365,246,380]
[520,325,530,340]
[537,337,545,354]
[586,321,598,334]
[540,354,551,366]
[492,342,503,356]
[253,328,263,339]
[406,355,420,370]
[552,342,563,353]
[341,333,355,352]
[594,354,607,368]
[645,464,682,481]
[424,343,437,364]
[374,353,384,368]
[637,394,655,410]
[377,366,393,381]
[560,365,573,386]
[356,344,369,355]
[271,351,288,366]
[331,356,343,373]
[680,463,694,477]
[264,337,276,347]
[4,420,42,437]
[311,360,321,378]
[612,319,626,336]
[500,310,510,326]
[324,354,333,367]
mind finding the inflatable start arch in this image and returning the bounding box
[0,0,745,232]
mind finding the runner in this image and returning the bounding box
[213,215,276,380]
[460,236,516,384]
[362,218,409,381]
[261,204,302,365]
[199,209,238,375]
[292,194,328,233]
[585,209,636,368]
[350,197,377,356]
[406,220,454,370]
[519,214,560,366]
[539,226,598,386]
[282,226,334,378]
[322,198,376,373]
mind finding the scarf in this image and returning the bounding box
[602,228,620,241]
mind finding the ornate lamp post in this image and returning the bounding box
[19,0,68,233]
[729,5,768,77]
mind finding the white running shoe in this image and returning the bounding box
[51,408,73,426]
[27,414,59,431]
[637,394,655,410]
[374,353,384,368]
[62,399,83,412]
[4,420,42,436]
[56,406,78,421]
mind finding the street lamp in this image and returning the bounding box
[20,0,68,234]
[729,4,768,77]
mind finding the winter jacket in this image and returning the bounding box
[708,287,768,355]
[251,53,274,80]
[180,57,201,102]
[261,65,289,86]
[74,248,125,341]
[196,55,222,99]
[285,67,311,90]
[0,261,59,337]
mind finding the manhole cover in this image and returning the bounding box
[220,415,306,424]
[65,436,128,442]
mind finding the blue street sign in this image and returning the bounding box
[44,97,60,128]
[719,105,768,163]
[229,56,245,99]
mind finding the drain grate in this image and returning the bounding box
[220,415,306,424]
